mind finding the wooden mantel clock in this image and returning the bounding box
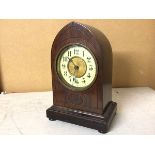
[46,22,117,133]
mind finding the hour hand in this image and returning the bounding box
[72,69,76,84]
[73,70,79,84]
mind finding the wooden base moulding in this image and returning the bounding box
[46,101,117,133]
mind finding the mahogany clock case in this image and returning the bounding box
[46,22,117,133]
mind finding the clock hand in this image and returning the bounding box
[67,57,80,73]
[72,69,77,85]
[67,57,76,66]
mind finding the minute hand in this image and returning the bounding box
[67,57,76,66]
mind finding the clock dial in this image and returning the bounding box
[56,45,98,90]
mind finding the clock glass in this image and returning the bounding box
[56,45,98,90]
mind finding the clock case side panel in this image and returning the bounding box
[87,26,113,110]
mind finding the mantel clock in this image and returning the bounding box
[46,22,117,133]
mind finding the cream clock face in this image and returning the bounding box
[56,45,98,90]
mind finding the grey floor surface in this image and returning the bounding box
[0,87,155,134]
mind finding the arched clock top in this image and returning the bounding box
[52,22,112,56]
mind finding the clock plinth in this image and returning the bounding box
[46,101,117,133]
[46,21,117,133]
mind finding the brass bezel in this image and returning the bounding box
[56,44,98,91]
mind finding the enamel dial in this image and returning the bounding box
[56,45,98,90]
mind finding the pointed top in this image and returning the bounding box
[66,21,86,28]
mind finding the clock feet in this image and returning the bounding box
[98,130,106,134]
[46,101,117,133]
[49,118,56,121]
